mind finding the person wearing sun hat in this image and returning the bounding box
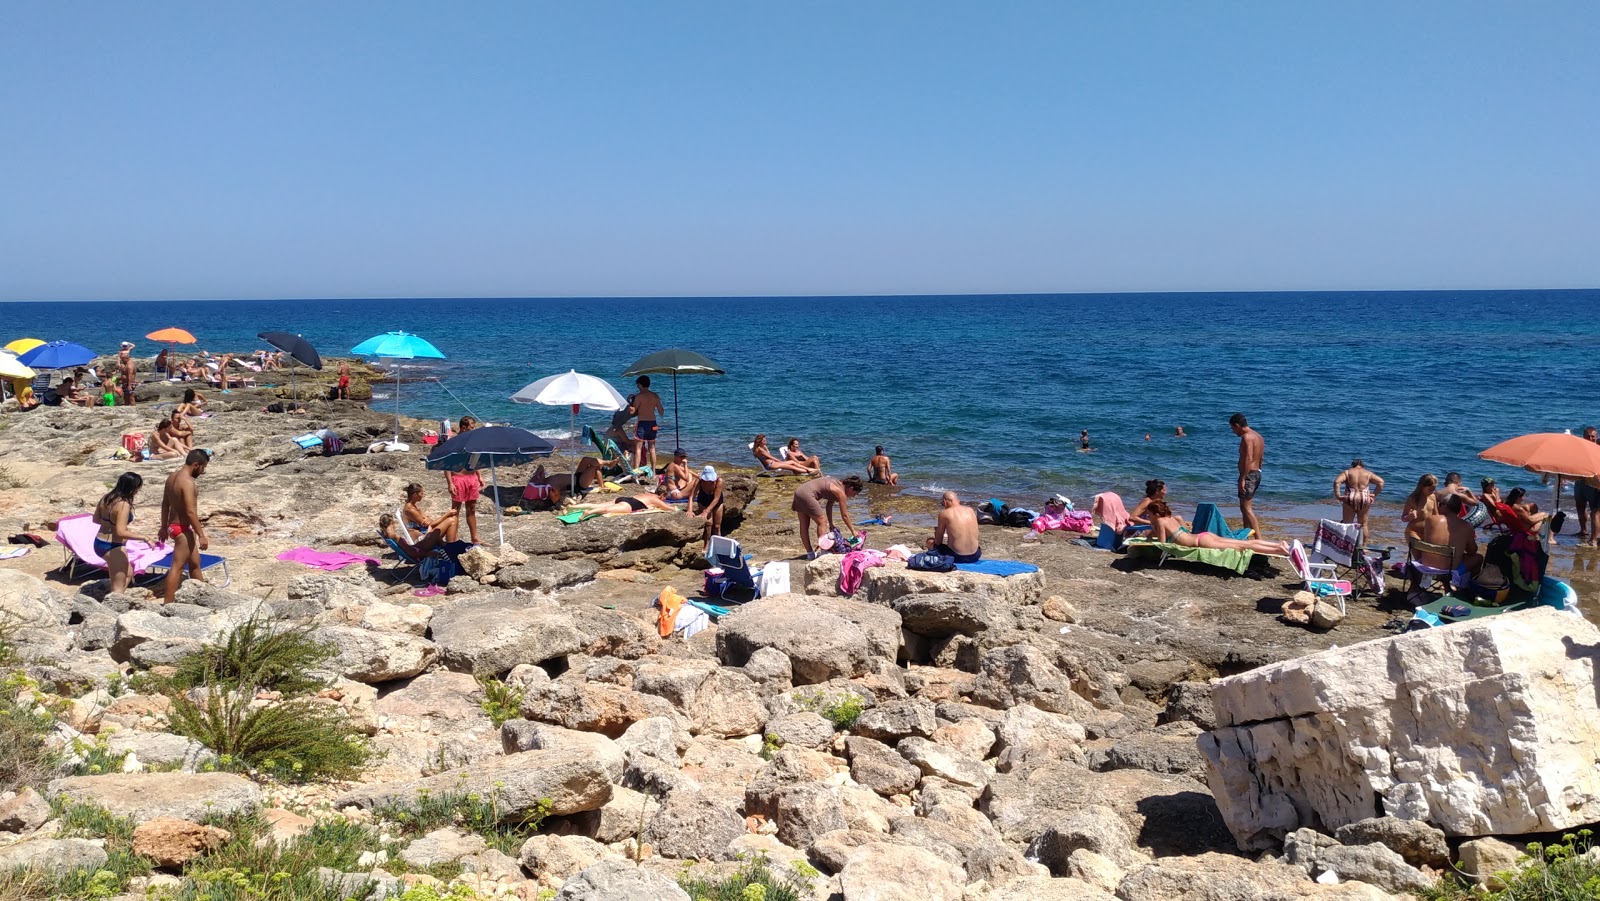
[688,464,724,550]
[117,341,138,406]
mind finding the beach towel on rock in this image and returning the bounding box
[276,546,380,571]
[656,587,688,637]
[757,561,790,597]
[839,549,886,596]
[954,560,1040,576]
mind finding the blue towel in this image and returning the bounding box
[954,560,1039,576]
[859,516,889,526]
[689,599,732,617]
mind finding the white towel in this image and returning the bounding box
[674,605,710,639]
[758,560,790,597]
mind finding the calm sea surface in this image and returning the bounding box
[9,291,1600,515]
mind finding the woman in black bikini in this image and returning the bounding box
[93,472,158,594]
[401,483,459,542]
[688,465,724,550]
[572,493,677,516]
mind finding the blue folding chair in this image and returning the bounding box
[705,535,760,599]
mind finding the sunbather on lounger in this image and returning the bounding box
[379,512,461,559]
[754,434,811,474]
[1147,501,1288,555]
[571,493,677,516]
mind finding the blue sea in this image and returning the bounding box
[9,291,1600,516]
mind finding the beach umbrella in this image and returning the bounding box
[350,331,445,445]
[146,327,196,378]
[4,338,45,356]
[0,352,35,380]
[258,331,323,406]
[17,341,97,370]
[425,425,555,545]
[1480,433,1600,480]
[511,370,627,452]
[621,348,725,453]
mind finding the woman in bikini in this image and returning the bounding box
[168,408,196,452]
[663,449,694,501]
[402,483,459,542]
[93,472,159,594]
[784,438,822,473]
[1401,474,1438,524]
[688,465,724,549]
[1147,501,1288,555]
[177,387,206,417]
[571,492,677,516]
[379,513,463,560]
[1127,479,1167,527]
[753,434,810,474]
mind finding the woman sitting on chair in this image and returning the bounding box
[753,434,810,474]
[402,483,459,542]
[378,512,463,560]
[1147,501,1289,555]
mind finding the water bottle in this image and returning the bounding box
[440,418,452,440]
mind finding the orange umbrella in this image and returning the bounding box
[1479,433,1600,479]
[145,327,196,344]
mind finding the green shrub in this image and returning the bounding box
[678,854,818,901]
[10,800,156,900]
[171,615,334,696]
[170,690,369,783]
[171,813,378,901]
[795,690,866,731]
[376,787,552,856]
[0,654,59,793]
[1420,831,1600,901]
[476,674,524,729]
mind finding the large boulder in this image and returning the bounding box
[716,594,902,685]
[333,748,611,818]
[891,593,1003,638]
[639,791,745,861]
[131,816,232,868]
[521,680,679,738]
[314,625,438,683]
[48,773,260,824]
[838,842,966,901]
[1200,608,1600,849]
[505,513,706,570]
[1115,853,1393,901]
[426,592,584,675]
[0,837,108,875]
[554,860,691,900]
[495,558,600,592]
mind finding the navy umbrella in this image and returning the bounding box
[17,341,98,370]
[258,331,323,406]
[621,348,725,454]
[425,426,555,545]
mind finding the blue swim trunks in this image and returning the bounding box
[636,420,659,441]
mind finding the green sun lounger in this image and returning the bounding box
[1124,538,1253,575]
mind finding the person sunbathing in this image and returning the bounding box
[168,409,196,451]
[1147,501,1289,555]
[570,492,677,516]
[378,512,462,559]
[148,419,186,460]
[753,434,810,474]
[663,449,694,501]
[177,387,206,417]
[783,437,822,473]
[61,376,95,407]
[1127,479,1167,527]
[401,483,459,542]
[1495,487,1550,535]
[14,385,40,411]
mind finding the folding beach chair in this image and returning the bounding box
[380,533,453,585]
[1405,538,1465,599]
[1287,539,1351,614]
[584,426,653,486]
[704,535,761,599]
[55,513,229,587]
[1192,503,1254,540]
[1309,519,1389,596]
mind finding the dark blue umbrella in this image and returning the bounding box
[17,341,97,370]
[426,426,554,545]
[258,331,322,406]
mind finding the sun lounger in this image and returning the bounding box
[584,426,653,486]
[56,513,229,587]
[1124,537,1254,575]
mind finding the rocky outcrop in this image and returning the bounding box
[333,749,611,819]
[47,773,261,824]
[426,593,585,675]
[715,594,902,684]
[1200,608,1600,849]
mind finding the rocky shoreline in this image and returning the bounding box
[0,364,1586,899]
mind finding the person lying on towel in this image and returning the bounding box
[570,493,678,517]
[1147,501,1288,556]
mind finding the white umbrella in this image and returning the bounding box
[0,351,34,381]
[511,370,627,452]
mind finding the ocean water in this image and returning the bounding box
[9,291,1600,513]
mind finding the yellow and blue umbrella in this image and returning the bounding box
[4,338,45,356]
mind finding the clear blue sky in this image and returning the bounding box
[2,2,1596,300]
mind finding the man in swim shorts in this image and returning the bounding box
[446,416,483,543]
[1334,458,1385,529]
[118,342,138,406]
[160,449,211,604]
[1231,413,1264,536]
[928,490,982,564]
[630,376,663,471]
[337,360,351,400]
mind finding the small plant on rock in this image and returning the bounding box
[375,784,552,856]
[0,642,60,793]
[677,853,815,901]
[1419,830,1600,901]
[475,673,524,728]
[795,690,865,731]
[171,614,333,696]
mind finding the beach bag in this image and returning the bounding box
[1006,508,1037,528]
[703,568,729,598]
[908,552,955,572]
[977,499,1008,525]
[121,433,146,455]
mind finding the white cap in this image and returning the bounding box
[120,341,135,349]
[701,465,717,481]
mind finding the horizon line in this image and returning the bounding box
[4,285,1598,304]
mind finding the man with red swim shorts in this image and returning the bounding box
[337,360,351,400]
[446,416,483,544]
[160,449,211,604]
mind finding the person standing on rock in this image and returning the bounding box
[629,376,663,472]
[1334,459,1385,529]
[118,342,138,406]
[160,449,212,604]
[1230,413,1264,536]
[791,474,863,559]
[337,360,351,400]
[446,415,483,544]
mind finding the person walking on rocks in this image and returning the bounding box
[337,360,351,400]
[1230,413,1264,536]
[160,449,212,604]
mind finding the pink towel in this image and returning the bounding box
[276,546,380,571]
[838,549,886,596]
[1031,510,1095,534]
[1092,492,1130,532]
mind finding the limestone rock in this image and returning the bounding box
[102,731,217,772]
[553,860,691,901]
[931,718,996,761]
[1041,595,1079,623]
[765,712,835,750]
[1311,599,1346,630]
[1027,804,1144,872]
[0,787,52,833]
[1333,816,1449,869]
[985,875,1115,900]
[521,680,678,738]
[427,592,584,675]
[1067,849,1124,894]
[520,833,604,884]
[0,837,109,875]
[1116,852,1393,900]
[690,669,766,738]
[845,736,921,797]
[1317,842,1432,893]
[715,594,902,685]
[48,772,261,824]
[1090,722,1207,780]
[495,558,599,592]
[334,749,611,818]
[457,545,499,581]
[899,736,990,789]
[743,646,794,688]
[890,592,999,637]
[838,842,965,901]
[315,625,438,683]
[361,601,433,635]
[994,703,1088,774]
[639,791,745,861]
[132,816,232,868]
[1200,608,1600,849]
[1458,837,1523,888]
[398,828,487,868]
[1160,681,1218,730]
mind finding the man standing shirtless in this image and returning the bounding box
[337,360,351,400]
[630,376,663,471]
[927,491,982,563]
[160,449,211,604]
[1230,413,1264,536]
[118,342,138,406]
[1334,458,1385,528]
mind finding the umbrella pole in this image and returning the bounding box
[394,370,401,444]
[492,461,504,546]
[673,371,681,454]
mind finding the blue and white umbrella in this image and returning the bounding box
[350,331,445,444]
[426,426,554,545]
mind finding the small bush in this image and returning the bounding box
[795,690,866,731]
[170,689,369,783]
[376,787,552,856]
[678,854,818,901]
[171,615,334,696]
[0,655,59,793]
[1419,831,1600,901]
[8,800,156,900]
[0,464,24,490]
[171,813,378,901]
[476,674,524,729]
[66,733,132,777]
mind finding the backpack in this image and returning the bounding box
[977,498,1008,525]
[1006,508,1037,528]
[908,552,956,572]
